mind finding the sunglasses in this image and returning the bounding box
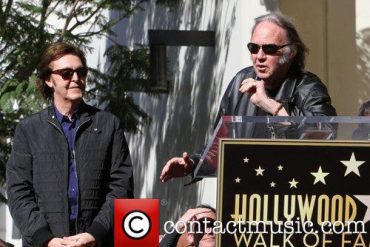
[50,67,88,80]
[247,42,291,55]
[192,217,216,233]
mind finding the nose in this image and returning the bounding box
[71,71,79,81]
[256,47,266,59]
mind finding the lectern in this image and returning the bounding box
[195,116,370,246]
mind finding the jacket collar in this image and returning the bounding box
[274,71,300,103]
[46,100,92,124]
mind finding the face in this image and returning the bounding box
[45,54,86,104]
[189,211,216,247]
[250,21,295,87]
[176,233,193,247]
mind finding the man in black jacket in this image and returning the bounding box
[6,42,133,247]
[160,12,337,182]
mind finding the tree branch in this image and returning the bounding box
[61,0,81,38]
[38,0,52,32]
[71,0,145,38]
[45,0,63,19]
[0,0,13,33]
[0,0,3,19]
[68,1,107,32]
[77,10,139,39]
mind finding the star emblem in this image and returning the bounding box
[243,157,249,163]
[278,165,283,171]
[354,195,370,224]
[235,177,241,183]
[289,178,299,188]
[311,166,329,185]
[340,152,365,177]
[255,166,265,176]
[270,181,276,188]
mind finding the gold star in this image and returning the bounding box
[340,152,365,177]
[289,178,299,188]
[243,157,249,163]
[270,181,276,188]
[235,177,241,183]
[255,166,265,176]
[278,165,283,171]
[311,166,329,185]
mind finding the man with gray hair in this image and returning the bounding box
[160,12,337,182]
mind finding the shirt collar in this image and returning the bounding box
[54,104,81,123]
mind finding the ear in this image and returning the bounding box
[289,47,297,60]
[45,77,53,88]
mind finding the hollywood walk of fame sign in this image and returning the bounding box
[216,139,370,247]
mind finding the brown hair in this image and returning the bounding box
[36,42,87,101]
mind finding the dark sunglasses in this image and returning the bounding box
[50,67,88,80]
[247,42,291,55]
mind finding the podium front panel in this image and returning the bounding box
[216,139,370,246]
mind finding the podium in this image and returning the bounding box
[196,116,370,246]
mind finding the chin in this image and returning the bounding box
[67,94,83,101]
[69,90,83,96]
[256,73,269,80]
[200,238,215,246]
[255,70,269,78]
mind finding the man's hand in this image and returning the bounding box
[63,233,96,247]
[239,78,270,106]
[239,78,287,116]
[47,237,75,247]
[160,152,195,182]
[178,208,213,225]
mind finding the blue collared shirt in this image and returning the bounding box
[54,106,80,221]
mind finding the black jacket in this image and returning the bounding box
[190,67,337,175]
[216,66,337,122]
[6,102,134,247]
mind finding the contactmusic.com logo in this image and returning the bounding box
[115,199,159,247]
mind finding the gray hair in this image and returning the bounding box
[252,12,309,73]
[279,46,291,65]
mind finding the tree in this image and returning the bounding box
[0,0,158,203]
